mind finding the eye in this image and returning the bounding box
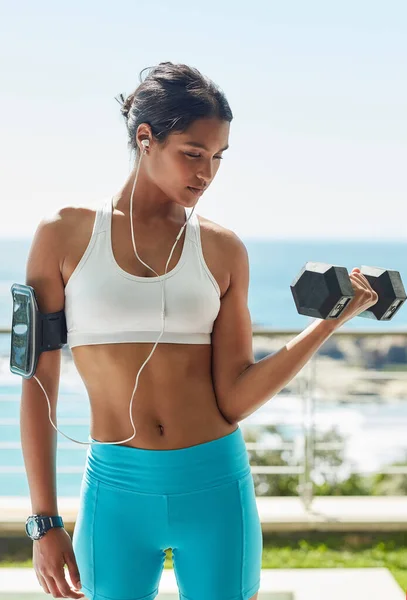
[184,153,223,160]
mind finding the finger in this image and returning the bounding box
[37,572,51,594]
[350,273,378,304]
[350,272,371,293]
[352,272,371,287]
[63,552,82,592]
[54,572,84,599]
[45,575,65,598]
[353,273,378,298]
[56,571,85,599]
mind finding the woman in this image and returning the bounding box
[22,62,378,600]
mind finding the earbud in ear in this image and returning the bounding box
[141,139,150,149]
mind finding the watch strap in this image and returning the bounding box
[39,515,64,533]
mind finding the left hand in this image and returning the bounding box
[334,267,379,328]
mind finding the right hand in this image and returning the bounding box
[334,268,379,328]
[33,527,85,598]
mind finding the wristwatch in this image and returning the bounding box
[25,515,64,540]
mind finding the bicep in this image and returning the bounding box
[23,213,66,395]
[211,234,254,413]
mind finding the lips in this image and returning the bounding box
[187,186,205,196]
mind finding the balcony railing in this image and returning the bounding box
[1,326,407,509]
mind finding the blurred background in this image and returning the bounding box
[0,0,406,598]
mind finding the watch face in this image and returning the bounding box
[26,517,40,538]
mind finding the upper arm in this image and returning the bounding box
[22,210,67,400]
[211,232,254,421]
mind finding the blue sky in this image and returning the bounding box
[1,0,406,240]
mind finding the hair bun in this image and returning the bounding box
[114,92,134,120]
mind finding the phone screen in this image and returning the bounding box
[10,288,33,376]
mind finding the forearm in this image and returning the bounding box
[222,318,338,423]
[20,380,59,515]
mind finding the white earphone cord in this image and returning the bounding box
[33,138,196,445]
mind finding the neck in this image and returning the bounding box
[113,166,186,226]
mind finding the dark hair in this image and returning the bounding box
[115,62,233,158]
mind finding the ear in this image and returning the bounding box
[135,123,153,152]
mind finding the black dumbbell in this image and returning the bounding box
[290,262,407,321]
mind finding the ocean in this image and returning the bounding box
[0,236,406,497]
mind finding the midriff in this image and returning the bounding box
[71,341,238,449]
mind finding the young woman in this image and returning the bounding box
[22,62,378,600]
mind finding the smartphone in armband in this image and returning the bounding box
[10,283,67,379]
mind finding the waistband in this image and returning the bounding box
[84,426,251,495]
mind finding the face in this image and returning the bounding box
[138,117,230,205]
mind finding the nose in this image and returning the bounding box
[196,160,213,185]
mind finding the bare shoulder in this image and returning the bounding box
[197,213,249,269]
[56,200,97,225]
[34,202,98,277]
[38,200,95,229]
[195,214,248,298]
[40,201,98,247]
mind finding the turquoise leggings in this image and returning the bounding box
[72,426,262,600]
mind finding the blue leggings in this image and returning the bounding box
[72,426,262,600]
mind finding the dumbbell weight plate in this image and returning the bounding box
[290,262,354,320]
[358,265,407,321]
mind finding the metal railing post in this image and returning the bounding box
[298,319,318,510]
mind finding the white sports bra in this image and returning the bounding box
[64,197,221,349]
